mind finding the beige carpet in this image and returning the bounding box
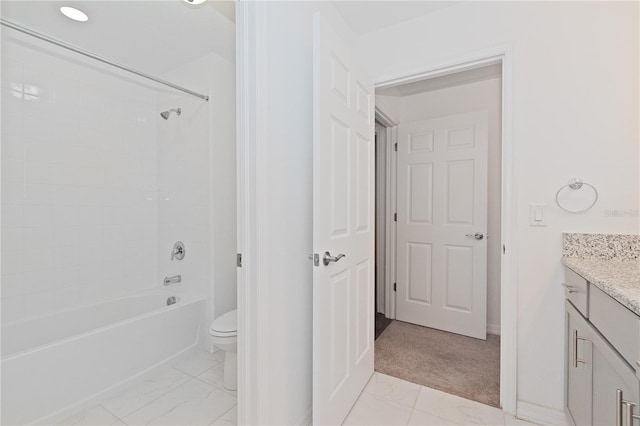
[375,320,500,407]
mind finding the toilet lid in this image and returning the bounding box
[210,309,237,335]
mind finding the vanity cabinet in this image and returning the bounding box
[589,321,638,426]
[564,269,640,426]
[566,301,592,425]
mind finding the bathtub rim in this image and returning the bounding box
[1,289,205,361]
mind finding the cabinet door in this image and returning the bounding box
[589,321,640,426]
[567,301,593,426]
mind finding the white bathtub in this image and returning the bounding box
[1,291,205,425]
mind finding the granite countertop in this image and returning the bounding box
[562,257,640,316]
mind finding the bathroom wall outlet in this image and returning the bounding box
[529,203,547,227]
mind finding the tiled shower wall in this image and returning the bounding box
[156,88,211,307]
[1,32,160,323]
[156,51,236,329]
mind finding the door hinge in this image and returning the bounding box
[394,283,397,292]
[394,143,398,152]
[394,213,397,222]
[237,253,242,267]
[503,244,506,254]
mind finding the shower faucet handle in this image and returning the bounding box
[171,241,185,261]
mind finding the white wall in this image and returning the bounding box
[1,30,159,322]
[158,51,237,333]
[396,77,502,334]
[357,1,639,414]
[375,94,401,123]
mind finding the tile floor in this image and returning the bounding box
[343,373,536,426]
[57,348,237,426]
[57,353,533,426]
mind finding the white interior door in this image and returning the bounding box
[396,111,488,340]
[312,12,375,426]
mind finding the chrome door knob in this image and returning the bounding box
[465,232,484,240]
[323,251,346,266]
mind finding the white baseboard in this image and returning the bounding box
[296,407,312,426]
[487,323,501,336]
[517,400,572,426]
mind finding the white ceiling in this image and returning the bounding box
[1,1,235,74]
[332,1,460,35]
[377,63,502,97]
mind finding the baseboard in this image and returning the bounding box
[516,400,572,426]
[295,407,312,426]
[487,323,501,336]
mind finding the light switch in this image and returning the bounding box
[529,203,547,227]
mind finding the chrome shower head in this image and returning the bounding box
[160,108,181,120]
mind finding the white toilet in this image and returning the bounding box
[209,309,237,391]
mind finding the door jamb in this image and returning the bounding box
[236,2,270,424]
[374,46,517,415]
[374,108,398,320]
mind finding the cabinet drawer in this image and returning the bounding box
[590,285,640,369]
[564,268,588,317]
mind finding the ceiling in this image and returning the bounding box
[377,63,502,97]
[332,1,460,35]
[1,1,462,75]
[0,1,235,74]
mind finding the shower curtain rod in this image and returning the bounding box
[0,18,210,102]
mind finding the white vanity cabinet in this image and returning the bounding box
[564,268,640,426]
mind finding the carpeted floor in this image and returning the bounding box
[375,320,500,407]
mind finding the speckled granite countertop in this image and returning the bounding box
[562,233,639,316]
[562,257,640,316]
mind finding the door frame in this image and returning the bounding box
[235,2,269,424]
[374,46,516,414]
[374,109,398,319]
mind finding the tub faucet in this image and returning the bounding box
[163,275,182,286]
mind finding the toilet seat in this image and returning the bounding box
[209,309,237,337]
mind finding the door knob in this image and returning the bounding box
[323,251,346,266]
[465,232,484,240]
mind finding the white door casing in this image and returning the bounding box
[312,12,375,426]
[375,122,387,314]
[396,111,488,340]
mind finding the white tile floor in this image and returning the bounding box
[57,356,532,426]
[343,373,536,426]
[57,348,236,426]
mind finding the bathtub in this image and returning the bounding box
[1,291,205,425]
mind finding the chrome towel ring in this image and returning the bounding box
[555,178,599,213]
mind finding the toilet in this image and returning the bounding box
[209,309,237,391]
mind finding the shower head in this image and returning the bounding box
[160,108,181,120]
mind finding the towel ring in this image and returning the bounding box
[555,178,598,213]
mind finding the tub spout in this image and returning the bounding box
[163,275,182,286]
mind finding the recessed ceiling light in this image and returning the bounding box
[60,6,89,22]
[183,0,207,5]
